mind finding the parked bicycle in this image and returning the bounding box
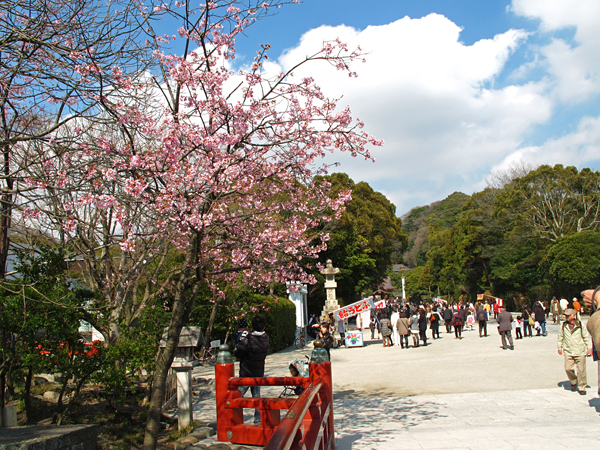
[294,327,307,349]
[194,339,220,364]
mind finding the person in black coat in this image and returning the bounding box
[418,307,428,346]
[233,315,269,424]
[316,322,334,359]
[534,302,547,336]
[443,306,453,333]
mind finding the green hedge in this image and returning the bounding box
[190,290,296,353]
[242,294,296,353]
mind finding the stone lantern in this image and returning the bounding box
[320,259,341,321]
[159,326,203,429]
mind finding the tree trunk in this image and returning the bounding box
[202,298,221,350]
[0,372,5,410]
[143,233,199,450]
[23,366,33,424]
[57,377,85,426]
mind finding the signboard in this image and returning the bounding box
[333,298,375,321]
[344,331,364,347]
[373,300,386,309]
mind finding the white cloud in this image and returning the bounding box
[512,0,600,102]
[270,14,552,213]
[490,115,600,174]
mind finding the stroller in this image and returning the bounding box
[279,358,309,397]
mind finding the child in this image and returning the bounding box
[466,313,475,331]
[515,315,523,339]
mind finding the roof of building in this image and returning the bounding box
[159,326,204,348]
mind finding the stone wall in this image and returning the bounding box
[0,424,99,450]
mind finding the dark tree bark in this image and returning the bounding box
[23,366,33,424]
[143,233,200,450]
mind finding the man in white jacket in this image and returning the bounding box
[558,308,592,395]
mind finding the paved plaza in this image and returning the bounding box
[189,317,600,449]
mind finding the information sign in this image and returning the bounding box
[344,331,364,347]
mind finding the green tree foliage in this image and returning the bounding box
[0,247,94,423]
[411,165,600,306]
[309,173,406,309]
[548,230,600,291]
[401,192,470,267]
[497,165,600,241]
[190,289,295,353]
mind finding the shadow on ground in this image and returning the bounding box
[333,393,446,449]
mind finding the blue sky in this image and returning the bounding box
[171,0,600,216]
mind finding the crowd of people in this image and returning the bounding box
[228,290,599,415]
[363,296,588,350]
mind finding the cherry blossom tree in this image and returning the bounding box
[12,1,381,446]
[0,0,159,414]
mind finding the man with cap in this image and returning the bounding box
[497,305,514,350]
[558,308,592,395]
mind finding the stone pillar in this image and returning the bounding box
[320,259,341,321]
[173,363,193,429]
[287,282,308,329]
[1,405,17,427]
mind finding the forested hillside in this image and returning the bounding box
[393,165,600,309]
[400,192,470,267]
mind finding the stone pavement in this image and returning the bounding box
[187,317,600,449]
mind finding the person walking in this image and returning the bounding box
[477,306,488,337]
[522,306,533,337]
[391,308,401,347]
[397,312,410,348]
[497,306,514,350]
[410,312,420,347]
[572,297,582,320]
[443,305,453,333]
[451,309,463,339]
[534,302,547,336]
[233,315,270,424]
[379,313,393,347]
[550,297,561,324]
[418,307,428,346]
[430,308,441,339]
[558,308,593,395]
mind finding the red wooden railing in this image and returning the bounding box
[215,360,334,450]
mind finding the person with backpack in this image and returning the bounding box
[429,308,441,340]
[451,309,463,340]
[443,305,453,333]
[233,315,270,424]
[476,306,488,337]
[558,308,592,395]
